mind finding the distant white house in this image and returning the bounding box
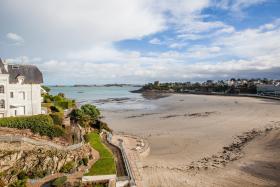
[0,58,43,118]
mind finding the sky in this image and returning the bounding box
[0,0,280,85]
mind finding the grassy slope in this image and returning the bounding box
[85,132,116,175]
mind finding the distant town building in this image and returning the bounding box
[257,84,280,96]
[0,58,43,118]
[154,81,160,86]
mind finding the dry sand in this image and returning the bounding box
[102,94,280,187]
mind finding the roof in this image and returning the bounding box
[0,58,43,84]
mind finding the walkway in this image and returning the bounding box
[111,134,145,187]
[0,135,83,151]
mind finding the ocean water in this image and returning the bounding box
[49,86,155,111]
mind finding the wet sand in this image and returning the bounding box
[102,94,280,186]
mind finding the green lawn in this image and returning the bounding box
[85,132,116,175]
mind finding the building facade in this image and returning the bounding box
[0,59,43,118]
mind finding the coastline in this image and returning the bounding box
[131,88,280,101]
[102,93,280,186]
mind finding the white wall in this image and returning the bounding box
[0,74,9,117]
[9,84,42,116]
[0,72,42,117]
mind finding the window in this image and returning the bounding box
[0,100,5,109]
[0,85,4,93]
[19,91,25,100]
[12,65,19,69]
[10,92,14,98]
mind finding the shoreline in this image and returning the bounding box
[102,93,280,186]
[132,89,280,101]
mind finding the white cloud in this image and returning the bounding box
[169,43,186,49]
[38,52,280,84]
[6,32,24,45]
[1,0,166,47]
[6,56,41,64]
[215,20,280,58]
[1,0,279,84]
[216,0,267,12]
[186,46,221,59]
[149,38,162,45]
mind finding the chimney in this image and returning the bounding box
[2,59,8,72]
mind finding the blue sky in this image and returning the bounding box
[0,0,280,85]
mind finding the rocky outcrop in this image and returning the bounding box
[0,142,92,185]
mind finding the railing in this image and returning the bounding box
[0,135,83,151]
[119,141,136,186]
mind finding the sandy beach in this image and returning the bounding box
[103,94,280,187]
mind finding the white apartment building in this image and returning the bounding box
[0,58,43,118]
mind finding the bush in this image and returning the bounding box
[91,120,112,133]
[60,161,75,173]
[56,101,70,109]
[51,176,67,187]
[41,85,51,93]
[49,112,64,126]
[0,115,65,138]
[43,94,54,103]
[83,134,90,143]
[79,157,89,166]
[8,179,26,187]
[17,171,27,180]
[50,106,64,113]
[82,157,89,166]
[26,170,47,179]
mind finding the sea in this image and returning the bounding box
[49,86,155,111]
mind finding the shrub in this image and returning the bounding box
[83,134,90,143]
[49,112,64,126]
[25,170,46,179]
[17,171,27,180]
[79,157,89,166]
[0,115,64,138]
[50,106,64,113]
[58,93,65,98]
[60,161,75,173]
[41,85,51,93]
[91,120,112,133]
[56,101,70,109]
[51,176,67,187]
[43,94,54,103]
[8,179,26,187]
[82,157,89,166]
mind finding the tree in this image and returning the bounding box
[69,104,100,127]
[81,104,100,123]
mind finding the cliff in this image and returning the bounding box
[0,141,92,185]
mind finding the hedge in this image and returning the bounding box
[0,115,64,138]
